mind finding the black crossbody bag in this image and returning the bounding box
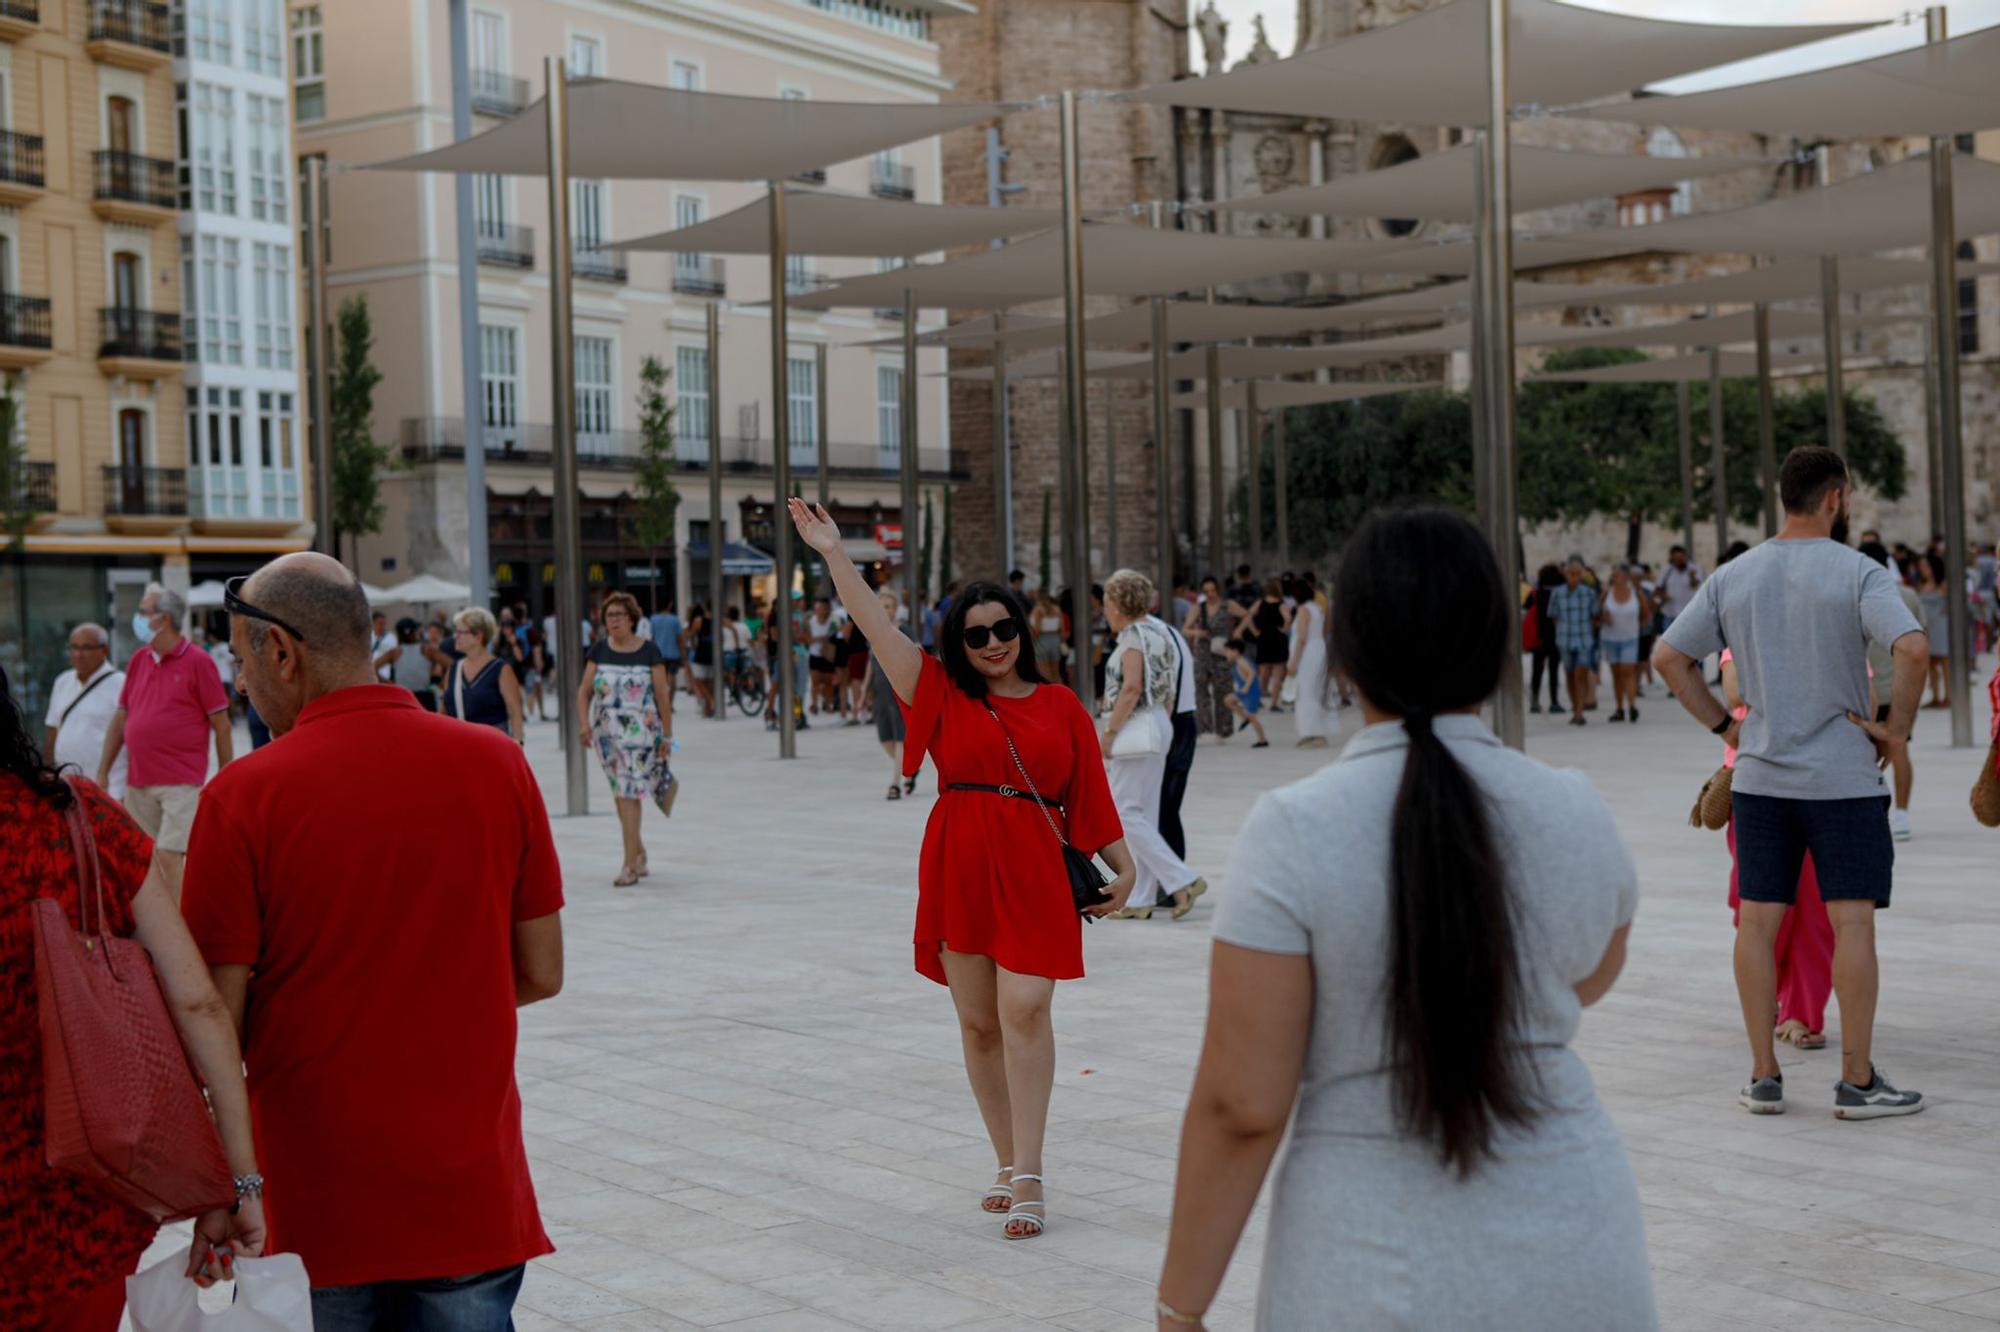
[980,701,1114,920]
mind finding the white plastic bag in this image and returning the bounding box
[1280,676,1299,707]
[126,1250,313,1332]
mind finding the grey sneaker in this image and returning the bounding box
[1740,1075,1785,1115]
[1834,1068,1925,1120]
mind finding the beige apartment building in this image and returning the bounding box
[2,0,310,717]
[294,0,970,622]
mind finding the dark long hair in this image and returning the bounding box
[1330,507,1534,1175]
[938,581,1041,699]
[0,663,73,809]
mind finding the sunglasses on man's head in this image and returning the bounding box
[225,575,310,644]
[962,619,1021,650]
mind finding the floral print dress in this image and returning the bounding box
[585,638,673,802]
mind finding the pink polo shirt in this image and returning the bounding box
[119,638,230,788]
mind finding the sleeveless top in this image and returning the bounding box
[444,658,509,732]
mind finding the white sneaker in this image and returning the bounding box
[1889,808,1912,842]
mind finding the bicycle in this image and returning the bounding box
[723,651,766,716]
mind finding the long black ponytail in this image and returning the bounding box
[0,663,74,809]
[1330,508,1534,1175]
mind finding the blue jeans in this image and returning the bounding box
[311,1264,526,1332]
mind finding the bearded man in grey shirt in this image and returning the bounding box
[1654,447,1928,1122]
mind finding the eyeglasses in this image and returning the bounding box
[224,575,309,644]
[962,619,1022,650]
[67,641,106,653]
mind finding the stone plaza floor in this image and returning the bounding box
[140,666,2000,1330]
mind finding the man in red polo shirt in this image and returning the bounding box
[181,553,564,1331]
[96,581,232,899]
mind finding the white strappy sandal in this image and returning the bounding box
[981,1165,1014,1214]
[1002,1172,1045,1239]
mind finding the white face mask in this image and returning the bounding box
[132,610,158,645]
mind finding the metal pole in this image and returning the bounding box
[900,287,919,617]
[1676,379,1696,557]
[1204,329,1223,578]
[768,180,797,758]
[1149,289,1173,599]
[706,302,724,720]
[304,156,333,557]
[815,340,829,508]
[1754,304,1778,538]
[1103,386,1117,570]
[1477,0,1524,750]
[1924,296,1943,536]
[1707,344,1729,557]
[1927,5,1972,748]
[1817,149,1845,457]
[993,312,1013,576]
[1058,90,1094,712]
[1470,129,1491,524]
[543,58,587,813]
[1244,380,1262,577]
[1273,404,1290,571]
[449,0,488,608]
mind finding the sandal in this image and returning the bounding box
[1111,906,1154,920]
[1170,877,1209,921]
[613,865,640,888]
[635,852,650,879]
[981,1165,1013,1214]
[1775,1020,1826,1050]
[1002,1172,1044,1239]
[887,783,902,801]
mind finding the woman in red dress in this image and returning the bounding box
[0,666,265,1328]
[790,500,1136,1241]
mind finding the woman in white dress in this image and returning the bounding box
[1285,575,1334,748]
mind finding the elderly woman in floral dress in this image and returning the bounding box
[576,591,676,886]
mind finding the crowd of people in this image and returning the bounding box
[0,444,1970,1330]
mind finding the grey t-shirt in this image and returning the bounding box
[1663,538,1923,800]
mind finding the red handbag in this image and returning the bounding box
[31,780,235,1223]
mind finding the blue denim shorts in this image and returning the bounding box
[311,1264,525,1332]
[1601,637,1640,664]
[1558,646,1593,671]
[1732,792,1893,908]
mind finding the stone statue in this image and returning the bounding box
[1243,15,1279,64]
[1195,1,1228,75]
[1253,133,1297,194]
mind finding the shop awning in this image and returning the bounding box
[842,538,892,563]
[685,541,776,576]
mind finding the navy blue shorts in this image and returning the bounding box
[1732,791,1893,908]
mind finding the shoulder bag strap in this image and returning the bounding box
[58,669,115,728]
[59,776,109,947]
[453,661,467,720]
[981,701,1074,852]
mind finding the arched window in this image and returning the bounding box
[1958,240,1980,355]
[1370,134,1421,238]
[1645,127,1693,216]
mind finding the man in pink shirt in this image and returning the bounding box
[98,581,232,899]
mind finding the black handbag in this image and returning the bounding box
[982,702,1115,919]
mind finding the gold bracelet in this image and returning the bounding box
[1155,1296,1204,1327]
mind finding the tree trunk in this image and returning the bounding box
[1625,512,1643,566]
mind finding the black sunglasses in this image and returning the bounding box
[962,619,1022,650]
[225,575,310,644]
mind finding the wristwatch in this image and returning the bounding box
[1710,715,1733,736]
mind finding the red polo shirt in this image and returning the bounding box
[181,685,562,1287]
[119,638,229,787]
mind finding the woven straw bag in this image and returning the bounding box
[1971,741,2000,828]
[1689,764,1734,831]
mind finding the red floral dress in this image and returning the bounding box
[0,774,159,1326]
[900,656,1123,984]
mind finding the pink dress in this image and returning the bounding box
[1721,650,1835,1032]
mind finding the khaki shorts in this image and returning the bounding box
[125,784,202,853]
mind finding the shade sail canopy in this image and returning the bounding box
[1119,0,1869,126]
[1170,380,1445,410]
[1351,233,1640,277]
[1617,155,2000,258]
[1210,144,1768,222]
[366,80,1011,181]
[1579,23,2000,138]
[943,350,1155,382]
[1575,256,1934,308]
[608,189,1061,258]
[790,224,1416,307]
[1532,350,1823,383]
[379,574,473,605]
[1515,307,1914,353]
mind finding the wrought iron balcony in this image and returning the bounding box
[13,460,56,512]
[88,0,170,52]
[0,295,53,350]
[470,68,528,118]
[0,0,39,39]
[0,130,46,190]
[98,307,182,362]
[793,168,827,185]
[102,465,187,516]
[399,418,645,470]
[672,255,725,297]
[870,160,915,201]
[477,223,534,269]
[572,245,628,284]
[93,150,175,210]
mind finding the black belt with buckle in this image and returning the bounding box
[944,782,1062,810]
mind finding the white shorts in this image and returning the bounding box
[125,784,202,853]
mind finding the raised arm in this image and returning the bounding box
[789,498,923,704]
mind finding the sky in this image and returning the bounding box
[1205,0,2000,92]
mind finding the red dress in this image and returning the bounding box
[0,775,159,1327]
[900,655,1123,984]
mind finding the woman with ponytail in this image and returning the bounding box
[1153,509,1654,1331]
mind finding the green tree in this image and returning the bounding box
[1278,388,1474,566]
[329,296,391,567]
[632,355,679,608]
[1038,488,1052,591]
[0,382,30,552]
